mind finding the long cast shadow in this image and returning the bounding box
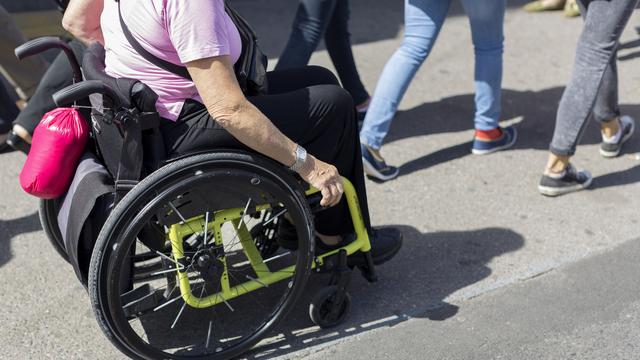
[0,212,42,269]
[243,225,524,358]
[133,226,524,358]
[385,88,640,177]
[591,163,640,190]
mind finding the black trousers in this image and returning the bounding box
[13,40,86,134]
[275,0,369,105]
[160,66,370,235]
[0,83,17,133]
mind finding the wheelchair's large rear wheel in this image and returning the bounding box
[39,198,69,263]
[89,152,314,360]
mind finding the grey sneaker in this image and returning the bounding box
[600,115,635,158]
[538,163,593,197]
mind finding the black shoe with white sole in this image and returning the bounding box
[538,164,593,197]
[361,143,399,182]
[600,115,635,158]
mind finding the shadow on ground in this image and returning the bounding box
[617,26,640,62]
[129,227,523,358]
[0,212,42,268]
[243,225,524,358]
[386,87,640,178]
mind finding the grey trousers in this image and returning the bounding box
[0,5,48,100]
[549,0,638,156]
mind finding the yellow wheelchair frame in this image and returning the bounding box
[167,177,371,309]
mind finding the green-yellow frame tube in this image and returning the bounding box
[166,177,371,309]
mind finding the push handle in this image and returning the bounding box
[52,80,120,107]
[15,37,82,83]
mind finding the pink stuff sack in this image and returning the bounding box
[20,107,89,199]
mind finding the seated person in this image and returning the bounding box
[69,0,402,263]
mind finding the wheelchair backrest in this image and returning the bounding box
[83,43,158,112]
[82,43,166,182]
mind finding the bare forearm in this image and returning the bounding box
[186,55,343,206]
[63,0,104,45]
[219,100,298,167]
[187,56,297,167]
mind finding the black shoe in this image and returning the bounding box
[315,227,403,266]
[365,227,403,265]
[6,130,30,154]
[538,163,592,197]
[600,115,635,158]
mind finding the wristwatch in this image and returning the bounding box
[289,145,307,172]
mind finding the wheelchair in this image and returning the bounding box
[17,37,379,360]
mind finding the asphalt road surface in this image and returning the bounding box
[1,1,640,359]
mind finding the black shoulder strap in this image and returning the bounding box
[116,0,192,80]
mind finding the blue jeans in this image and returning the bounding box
[360,0,506,150]
[275,0,369,105]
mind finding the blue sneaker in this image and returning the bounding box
[471,126,518,155]
[361,143,399,181]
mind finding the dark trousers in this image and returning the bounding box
[14,40,86,134]
[160,66,371,236]
[549,0,638,156]
[275,0,369,105]
[0,83,17,133]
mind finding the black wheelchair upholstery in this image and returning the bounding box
[82,43,167,182]
[82,43,158,113]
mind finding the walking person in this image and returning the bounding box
[359,0,514,181]
[0,5,48,105]
[538,0,638,196]
[276,0,371,117]
[0,83,19,151]
[0,4,48,146]
[6,0,90,152]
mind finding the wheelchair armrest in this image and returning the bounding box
[15,37,82,82]
[53,80,121,107]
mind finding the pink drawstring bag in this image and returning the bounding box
[20,107,89,199]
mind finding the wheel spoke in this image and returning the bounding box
[170,300,187,329]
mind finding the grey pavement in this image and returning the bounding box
[2,1,640,359]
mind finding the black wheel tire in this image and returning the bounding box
[88,151,315,360]
[39,199,69,263]
[309,285,352,329]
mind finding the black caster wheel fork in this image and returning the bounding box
[328,249,352,314]
[310,250,353,328]
[358,250,378,283]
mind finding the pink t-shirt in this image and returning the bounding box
[101,0,242,121]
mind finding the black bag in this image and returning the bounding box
[116,0,268,95]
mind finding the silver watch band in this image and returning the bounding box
[289,145,307,172]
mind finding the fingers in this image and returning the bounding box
[320,178,343,207]
[302,158,343,207]
[335,178,344,195]
[320,186,333,207]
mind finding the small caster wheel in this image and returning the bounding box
[309,285,352,328]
